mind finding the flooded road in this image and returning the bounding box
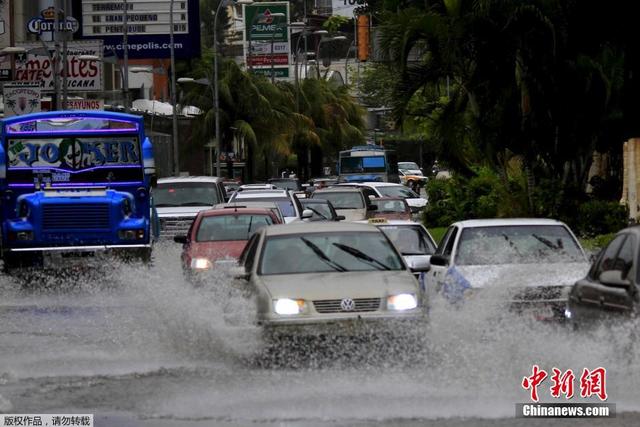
[1,243,638,426]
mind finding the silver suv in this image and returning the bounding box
[155,176,227,238]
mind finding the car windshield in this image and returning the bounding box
[455,225,585,265]
[233,197,296,217]
[379,225,436,255]
[377,186,419,198]
[313,192,364,209]
[260,232,404,274]
[371,199,407,213]
[398,162,420,171]
[301,200,334,220]
[269,179,301,191]
[196,214,274,242]
[154,182,220,207]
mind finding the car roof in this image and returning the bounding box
[313,187,364,193]
[158,176,224,184]
[356,219,424,226]
[263,221,378,236]
[300,198,330,203]
[451,218,568,228]
[233,190,289,197]
[355,182,403,187]
[200,207,276,217]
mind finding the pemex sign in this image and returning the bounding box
[243,2,290,79]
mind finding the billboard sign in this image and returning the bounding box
[244,2,290,81]
[0,0,12,81]
[14,40,104,93]
[71,0,201,59]
[27,6,80,36]
[2,83,42,117]
[331,0,368,18]
[63,98,105,110]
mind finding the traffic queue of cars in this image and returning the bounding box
[162,176,638,344]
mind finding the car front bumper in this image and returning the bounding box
[259,310,426,339]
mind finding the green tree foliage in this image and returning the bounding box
[373,0,630,219]
[181,53,365,180]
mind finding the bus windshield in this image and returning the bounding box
[340,156,386,173]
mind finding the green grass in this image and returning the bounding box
[428,227,448,245]
[579,232,616,252]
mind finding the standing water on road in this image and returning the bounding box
[1,243,638,426]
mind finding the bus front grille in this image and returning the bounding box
[42,204,111,231]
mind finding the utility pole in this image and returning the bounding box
[52,0,61,110]
[62,0,72,109]
[170,0,179,175]
[123,0,130,112]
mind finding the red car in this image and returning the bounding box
[369,197,412,220]
[175,207,281,274]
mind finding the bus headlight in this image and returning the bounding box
[118,229,145,240]
[387,293,418,311]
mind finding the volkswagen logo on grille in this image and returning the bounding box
[340,298,356,311]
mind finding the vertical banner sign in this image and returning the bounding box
[0,0,12,81]
[243,2,290,79]
[2,83,42,117]
[13,40,104,93]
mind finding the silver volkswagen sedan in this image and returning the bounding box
[234,222,427,340]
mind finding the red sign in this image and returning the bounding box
[522,366,608,402]
[247,54,289,67]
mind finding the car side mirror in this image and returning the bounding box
[336,215,346,221]
[173,235,188,244]
[429,254,449,267]
[368,195,376,200]
[301,209,313,219]
[229,265,250,281]
[404,255,431,272]
[599,270,632,289]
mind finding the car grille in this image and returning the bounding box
[160,216,194,237]
[313,298,381,314]
[510,286,566,302]
[42,203,110,231]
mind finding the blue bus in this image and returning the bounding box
[0,111,156,270]
[337,145,400,183]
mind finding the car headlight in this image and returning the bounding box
[273,298,307,315]
[190,258,212,270]
[387,293,418,311]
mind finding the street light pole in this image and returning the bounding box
[170,0,179,176]
[123,0,130,113]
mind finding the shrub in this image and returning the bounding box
[574,200,628,237]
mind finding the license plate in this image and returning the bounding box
[532,306,555,320]
[43,251,95,268]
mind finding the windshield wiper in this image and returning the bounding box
[154,203,178,207]
[532,233,562,250]
[501,233,523,257]
[300,237,347,272]
[332,243,391,270]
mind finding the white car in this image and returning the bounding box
[228,189,303,223]
[337,182,428,214]
[234,222,427,340]
[155,176,228,238]
[425,218,590,320]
